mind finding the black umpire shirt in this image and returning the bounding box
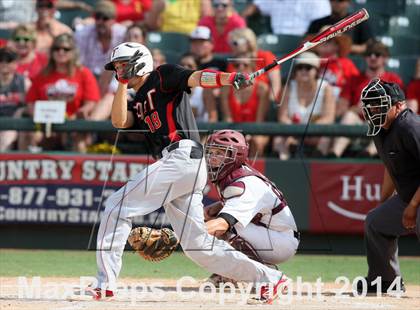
[127,64,200,157]
[374,109,420,204]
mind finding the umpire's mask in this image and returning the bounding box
[360,78,405,136]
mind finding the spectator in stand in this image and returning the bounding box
[406,58,420,114]
[0,0,36,30]
[151,48,166,69]
[242,0,331,36]
[0,48,27,152]
[179,53,214,122]
[24,33,100,152]
[10,24,48,82]
[145,0,211,34]
[329,41,404,158]
[198,0,246,54]
[190,26,227,71]
[307,0,373,55]
[125,23,147,44]
[34,0,72,54]
[227,27,281,101]
[309,28,359,102]
[274,52,335,159]
[112,0,152,26]
[220,53,270,156]
[75,0,126,96]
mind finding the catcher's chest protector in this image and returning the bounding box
[216,164,288,214]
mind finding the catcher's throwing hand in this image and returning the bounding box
[127,227,179,262]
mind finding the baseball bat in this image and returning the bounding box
[243,8,370,86]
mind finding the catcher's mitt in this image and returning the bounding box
[127,227,179,262]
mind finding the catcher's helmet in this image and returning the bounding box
[104,42,153,77]
[205,130,249,182]
[360,78,405,136]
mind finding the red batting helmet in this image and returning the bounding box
[205,130,249,182]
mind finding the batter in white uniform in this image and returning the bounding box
[89,42,287,304]
[205,130,299,270]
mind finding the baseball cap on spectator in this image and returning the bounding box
[294,52,320,69]
[364,40,390,58]
[190,26,212,41]
[0,48,18,63]
[94,0,117,20]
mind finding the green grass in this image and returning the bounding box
[0,249,419,284]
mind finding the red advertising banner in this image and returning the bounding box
[309,162,384,234]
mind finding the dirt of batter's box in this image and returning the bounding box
[1,277,419,310]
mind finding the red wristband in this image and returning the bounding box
[200,69,223,88]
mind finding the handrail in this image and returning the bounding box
[0,117,368,137]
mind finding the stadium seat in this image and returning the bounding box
[233,0,251,13]
[377,35,420,56]
[257,34,303,56]
[368,13,389,36]
[389,16,420,39]
[0,28,12,40]
[146,32,190,55]
[353,0,406,17]
[57,10,90,28]
[162,50,181,65]
[386,56,418,85]
[349,55,366,72]
[247,14,272,36]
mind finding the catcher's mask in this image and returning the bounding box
[205,130,249,182]
[360,78,405,136]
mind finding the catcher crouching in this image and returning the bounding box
[204,130,300,284]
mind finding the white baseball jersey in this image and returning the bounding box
[219,175,299,264]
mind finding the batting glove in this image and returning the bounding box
[229,72,253,90]
[121,50,146,81]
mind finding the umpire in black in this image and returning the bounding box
[359,78,420,293]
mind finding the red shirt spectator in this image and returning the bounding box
[198,0,246,54]
[407,79,420,114]
[227,49,277,85]
[228,80,261,122]
[341,71,404,107]
[27,66,100,117]
[321,57,359,97]
[16,52,48,81]
[113,0,152,23]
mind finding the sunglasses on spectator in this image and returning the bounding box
[37,2,54,9]
[365,52,384,58]
[53,46,73,52]
[230,38,247,47]
[95,13,112,21]
[233,62,251,68]
[295,64,315,71]
[213,2,229,9]
[13,36,34,43]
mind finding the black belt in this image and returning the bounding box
[166,140,203,159]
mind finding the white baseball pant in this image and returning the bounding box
[96,140,282,291]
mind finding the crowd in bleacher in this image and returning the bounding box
[0,0,419,158]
